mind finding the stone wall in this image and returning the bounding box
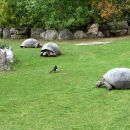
[0,21,130,40]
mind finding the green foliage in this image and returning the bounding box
[24,0,97,29]
[0,0,96,29]
[93,0,126,23]
[0,43,8,49]
[0,0,12,27]
[125,0,130,24]
[0,0,129,28]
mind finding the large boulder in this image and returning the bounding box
[10,28,18,34]
[110,29,127,36]
[4,47,16,63]
[87,23,99,34]
[97,31,104,38]
[3,28,11,38]
[108,21,128,30]
[107,21,128,36]
[58,29,73,40]
[10,27,31,39]
[87,23,99,38]
[45,30,58,40]
[74,31,87,39]
[40,31,46,39]
[31,28,44,38]
[10,28,24,39]
[0,49,10,71]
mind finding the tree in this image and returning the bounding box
[25,0,97,29]
[93,0,125,23]
[1,0,128,29]
[0,0,12,27]
[0,0,97,29]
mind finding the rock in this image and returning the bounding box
[3,28,11,38]
[10,27,31,38]
[97,31,104,38]
[58,29,73,40]
[4,47,16,63]
[108,21,128,36]
[87,31,97,38]
[45,30,58,40]
[110,29,128,36]
[10,28,18,34]
[74,31,87,39]
[108,21,128,30]
[0,49,10,71]
[40,31,46,39]
[87,23,99,35]
[31,28,44,38]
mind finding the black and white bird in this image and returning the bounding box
[50,65,58,73]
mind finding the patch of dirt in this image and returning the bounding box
[76,41,111,46]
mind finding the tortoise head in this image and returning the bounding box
[96,78,105,88]
[36,43,42,48]
[41,49,56,57]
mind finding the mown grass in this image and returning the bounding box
[0,37,130,130]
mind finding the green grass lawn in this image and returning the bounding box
[0,37,130,130]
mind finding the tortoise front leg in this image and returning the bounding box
[104,81,112,90]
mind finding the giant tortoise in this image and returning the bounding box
[96,68,130,90]
[21,38,41,48]
[40,42,61,57]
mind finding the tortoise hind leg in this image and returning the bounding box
[104,81,112,90]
